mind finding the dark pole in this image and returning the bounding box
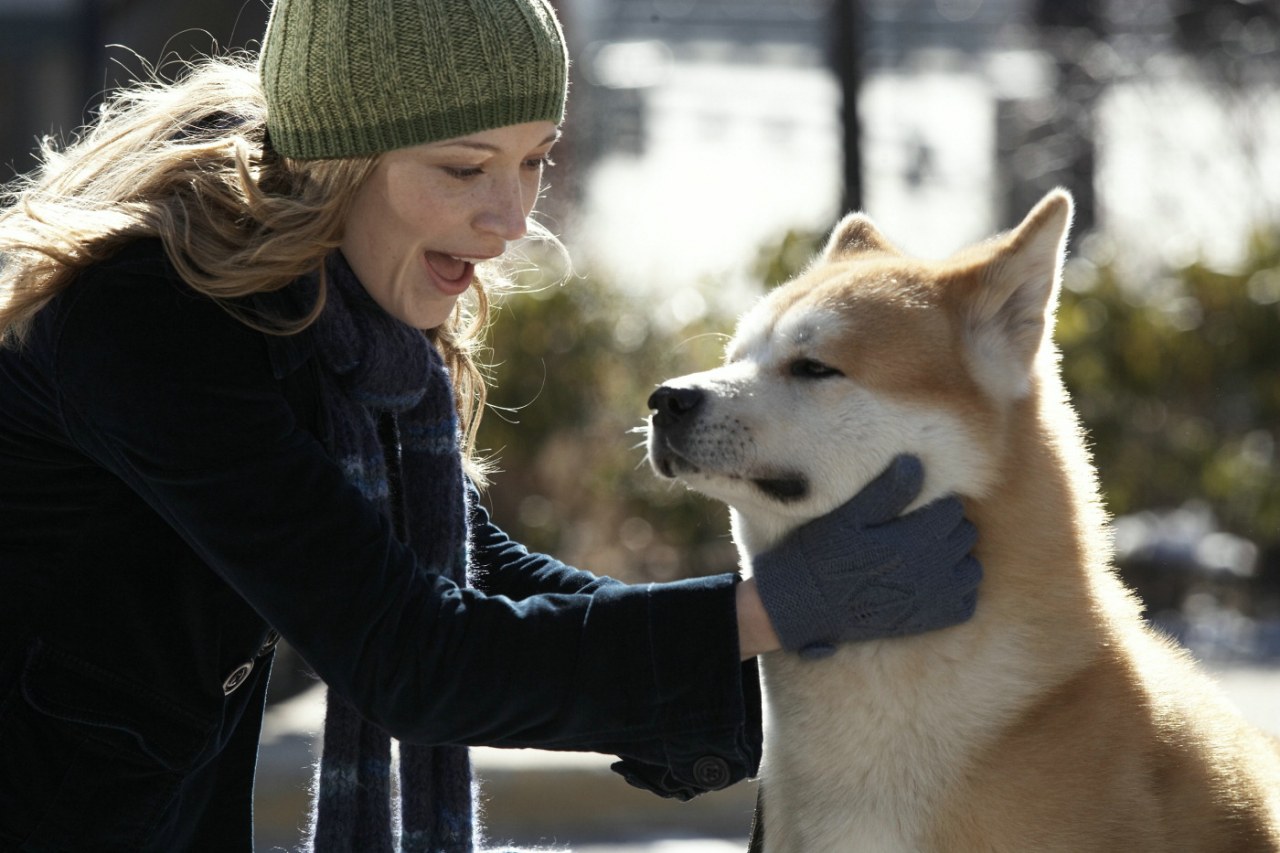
[832,0,863,214]
[76,0,107,123]
[539,0,579,231]
[1028,0,1104,236]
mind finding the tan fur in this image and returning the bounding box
[648,190,1280,851]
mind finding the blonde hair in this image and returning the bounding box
[0,54,495,482]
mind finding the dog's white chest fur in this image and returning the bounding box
[762,652,947,852]
[751,585,1039,852]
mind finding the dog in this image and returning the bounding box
[646,189,1280,852]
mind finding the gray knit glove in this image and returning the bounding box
[752,455,981,659]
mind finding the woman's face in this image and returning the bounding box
[340,120,560,329]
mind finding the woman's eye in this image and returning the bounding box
[524,155,555,171]
[442,166,484,179]
[790,358,843,379]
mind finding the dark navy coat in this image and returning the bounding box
[0,240,761,851]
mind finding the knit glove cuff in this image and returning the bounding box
[752,537,860,656]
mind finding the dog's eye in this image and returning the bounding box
[789,358,843,379]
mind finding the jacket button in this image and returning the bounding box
[691,755,731,790]
[222,661,254,695]
[257,629,281,657]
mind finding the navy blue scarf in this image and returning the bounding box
[307,250,473,853]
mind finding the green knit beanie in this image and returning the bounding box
[260,0,569,160]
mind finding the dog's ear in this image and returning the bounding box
[822,212,899,261]
[964,189,1073,399]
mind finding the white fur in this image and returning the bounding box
[647,290,1009,852]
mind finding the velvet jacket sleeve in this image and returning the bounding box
[43,247,761,787]
[468,484,623,599]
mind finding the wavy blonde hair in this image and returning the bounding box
[0,54,496,482]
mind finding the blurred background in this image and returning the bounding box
[4,0,1279,849]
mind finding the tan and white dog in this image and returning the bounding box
[646,190,1280,852]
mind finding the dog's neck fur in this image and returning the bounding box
[748,369,1127,853]
[966,368,1128,665]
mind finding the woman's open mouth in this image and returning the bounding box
[424,251,477,295]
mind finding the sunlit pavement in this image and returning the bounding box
[254,684,756,851]
[255,666,1279,851]
[573,842,747,852]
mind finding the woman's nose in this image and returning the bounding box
[475,178,530,241]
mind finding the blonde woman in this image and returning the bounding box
[0,0,981,849]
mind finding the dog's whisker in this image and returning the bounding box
[673,331,731,353]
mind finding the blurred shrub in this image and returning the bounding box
[753,224,1280,546]
[475,226,1280,583]
[475,260,742,583]
[1057,232,1280,545]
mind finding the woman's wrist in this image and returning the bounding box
[735,576,781,660]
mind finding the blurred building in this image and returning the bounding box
[3,0,1278,272]
[0,0,269,180]
[562,0,1278,279]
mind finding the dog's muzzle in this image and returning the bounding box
[648,385,705,429]
[646,385,704,480]
[646,385,809,502]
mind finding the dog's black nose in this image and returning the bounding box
[648,386,704,426]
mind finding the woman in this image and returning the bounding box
[0,0,982,849]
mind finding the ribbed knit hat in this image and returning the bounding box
[260,0,569,160]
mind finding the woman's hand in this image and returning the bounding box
[746,455,982,660]
[736,577,781,660]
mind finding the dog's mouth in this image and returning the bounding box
[651,447,694,480]
[652,442,809,504]
[751,476,809,503]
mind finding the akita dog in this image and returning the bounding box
[646,190,1280,852]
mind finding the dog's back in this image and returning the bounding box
[649,190,1280,851]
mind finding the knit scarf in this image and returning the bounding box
[306,249,474,853]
